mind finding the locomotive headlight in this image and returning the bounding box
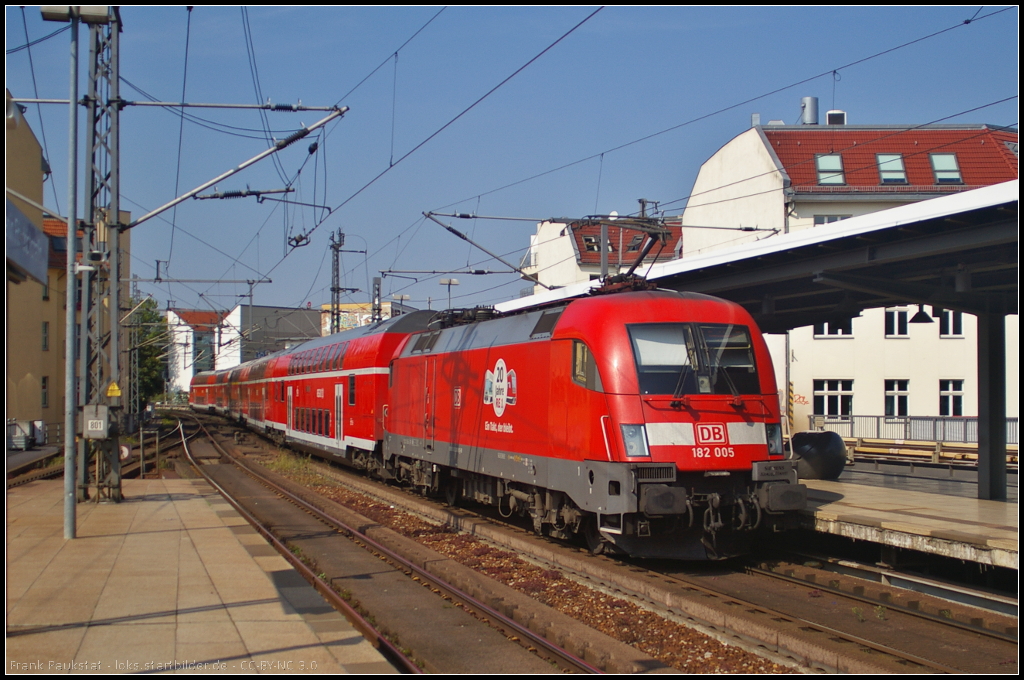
[621,424,650,458]
[766,423,784,457]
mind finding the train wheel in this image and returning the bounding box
[443,477,461,507]
[583,518,606,555]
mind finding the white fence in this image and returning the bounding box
[807,415,1018,445]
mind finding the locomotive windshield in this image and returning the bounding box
[628,323,761,396]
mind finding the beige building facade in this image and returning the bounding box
[6,93,66,443]
[679,118,1018,431]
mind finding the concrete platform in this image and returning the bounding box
[6,479,397,674]
[804,479,1018,570]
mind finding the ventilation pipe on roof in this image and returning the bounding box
[800,97,819,125]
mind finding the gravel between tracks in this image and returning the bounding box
[265,455,796,674]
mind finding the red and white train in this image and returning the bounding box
[191,289,807,559]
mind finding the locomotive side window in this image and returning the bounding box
[348,374,356,406]
[531,309,563,338]
[628,323,760,396]
[571,340,603,391]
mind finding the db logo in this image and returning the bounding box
[695,423,728,445]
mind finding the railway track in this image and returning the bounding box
[183,413,608,674]
[6,422,195,489]
[193,412,1019,674]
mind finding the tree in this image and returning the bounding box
[127,297,169,406]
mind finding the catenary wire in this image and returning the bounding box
[167,6,193,270]
[431,6,1014,214]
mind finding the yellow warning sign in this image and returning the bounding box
[106,381,122,398]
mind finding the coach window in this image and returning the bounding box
[572,340,603,392]
[348,374,357,406]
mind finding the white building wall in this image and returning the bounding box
[787,309,988,428]
[788,199,910,232]
[678,127,1018,428]
[216,307,243,371]
[524,221,591,292]
[164,310,195,394]
[681,128,787,256]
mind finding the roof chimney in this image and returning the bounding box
[800,97,819,125]
[751,113,761,128]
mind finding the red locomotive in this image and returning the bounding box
[192,290,807,559]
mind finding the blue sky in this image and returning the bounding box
[6,6,1018,314]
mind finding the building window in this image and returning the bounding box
[42,321,50,351]
[884,379,909,417]
[813,319,853,336]
[43,275,50,300]
[930,153,962,184]
[885,307,909,337]
[813,379,853,417]
[939,309,963,337]
[581,235,612,253]
[940,380,964,416]
[813,214,852,226]
[877,154,907,184]
[625,234,645,252]
[815,154,845,185]
[41,376,49,408]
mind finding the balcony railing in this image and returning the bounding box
[806,415,1018,445]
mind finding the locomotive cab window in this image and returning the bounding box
[628,323,760,396]
[572,340,603,391]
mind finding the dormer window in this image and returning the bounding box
[625,234,645,252]
[930,153,962,184]
[877,154,907,184]
[582,235,612,253]
[815,154,845,185]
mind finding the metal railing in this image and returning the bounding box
[807,415,1018,445]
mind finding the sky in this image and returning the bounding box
[6,6,1019,315]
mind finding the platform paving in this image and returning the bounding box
[804,479,1018,569]
[6,479,396,674]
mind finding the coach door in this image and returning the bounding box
[287,385,293,431]
[335,382,345,446]
[424,357,436,450]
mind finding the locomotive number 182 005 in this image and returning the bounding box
[192,289,807,560]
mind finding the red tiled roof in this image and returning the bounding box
[763,126,1017,191]
[43,217,67,237]
[173,309,228,331]
[570,221,683,266]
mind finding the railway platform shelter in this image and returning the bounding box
[649,181,1018,502]
[507,181,1017,501]
[6,478,397,674]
